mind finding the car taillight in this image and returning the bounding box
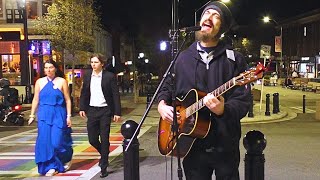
[13,105,22,111]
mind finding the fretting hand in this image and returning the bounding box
[203,94,225,116]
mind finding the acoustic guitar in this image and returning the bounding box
[158,63,265,158]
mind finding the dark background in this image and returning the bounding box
[96,0,320,39]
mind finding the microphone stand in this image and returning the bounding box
[125,30,194,180]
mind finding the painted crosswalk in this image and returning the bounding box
[290,106,316,113]
[0,125,151,179]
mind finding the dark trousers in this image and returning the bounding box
[86,106,112,170]
[183,147,240,180]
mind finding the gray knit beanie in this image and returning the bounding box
[201,1,233,34]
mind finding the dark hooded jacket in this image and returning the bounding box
[158,41,251,154]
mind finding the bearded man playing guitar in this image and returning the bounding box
[157,2,252,180]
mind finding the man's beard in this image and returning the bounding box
[195,31,219,43]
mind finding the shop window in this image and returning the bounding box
[0,0,3,18]
[26,1,38,19]
[1,54,21,85]
[0,41,20,54]
[2,55,20,73]
[28,40,51,55]
[42,0,52,15]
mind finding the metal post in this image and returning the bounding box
[272,93,279,114]
[23,2,31,85]
[248,93,254,117]
[171,0,179,60]
[243,130,267,180]
[24,85,32,104]
[121,120,140,180]
[280,26,284,77]
[265,94,270,116]
[303,95,306,113]
[20,1,33,106]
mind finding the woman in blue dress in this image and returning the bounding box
[28,59,73,176]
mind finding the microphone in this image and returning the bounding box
[179,26,202,32]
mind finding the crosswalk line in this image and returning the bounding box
[0,125,152,179]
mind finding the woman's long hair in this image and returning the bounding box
[43,59,65,78]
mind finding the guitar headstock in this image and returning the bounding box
[235,63,265,86]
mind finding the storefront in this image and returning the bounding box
[289,57,316,78]
[28,39,52,84]
[0,31,22,85]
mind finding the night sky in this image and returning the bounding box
[94,0,320,50]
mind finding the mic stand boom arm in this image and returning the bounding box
[125,32,193,166]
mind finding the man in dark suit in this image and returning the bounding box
[79,53,121,178]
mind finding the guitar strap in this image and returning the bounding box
[226,49,235,62]
[226,49,241,76]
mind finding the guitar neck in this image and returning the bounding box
[186,78,236,117]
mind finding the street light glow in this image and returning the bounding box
[138,53,144,58]
[145,59,149,64]
[263,16,271,23]
[160,41,167,51]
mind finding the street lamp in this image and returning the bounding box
[263,16,283,62]
[18,0,30,85]
[18,0,32,103]
[138,53,145,59]
[160,41,168,51]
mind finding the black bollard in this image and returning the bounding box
[303,95,306,113]
[276,93,280,113]
[24,85,33,104]
[272,93,279,114]
[248,93,254,117]
[68,84,74,116]
[121,120,140,180]
[265,94,270,116]
[243,130,267,180]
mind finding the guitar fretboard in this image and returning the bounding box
[185,78,236,117]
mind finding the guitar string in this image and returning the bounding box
[182,78,235,118]
[182,70,254,118]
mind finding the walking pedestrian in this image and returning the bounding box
[79,53,121,178]
[28,59,73,176]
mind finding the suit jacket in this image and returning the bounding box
[79,69,121,116]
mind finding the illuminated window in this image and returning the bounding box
[0,0,3,18]
[26,1,38,19]
[42,0,52,15]
[0,41,20,54]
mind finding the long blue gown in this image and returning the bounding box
[35,78,73,175]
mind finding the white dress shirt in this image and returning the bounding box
[89,71,108,107]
